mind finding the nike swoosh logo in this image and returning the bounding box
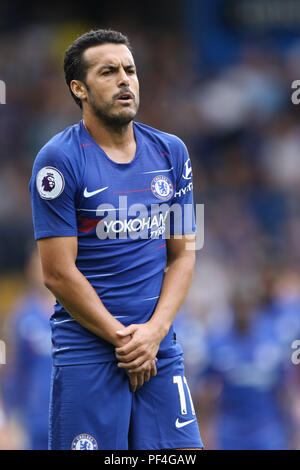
[175,418,196,429]
[83,186,108,198]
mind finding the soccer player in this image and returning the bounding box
[29,29,203,450]
[2,248,52,450]
[196,284,297,450]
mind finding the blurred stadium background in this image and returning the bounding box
[1,0,300,450]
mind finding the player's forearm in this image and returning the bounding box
[43,267,126,347]
[148,251,195,337]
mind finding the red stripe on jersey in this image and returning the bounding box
[113,188,151,194]
[78,217,101,233]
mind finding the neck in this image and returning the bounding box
[83,109,135,150]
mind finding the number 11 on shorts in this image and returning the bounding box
[173,376,195,416]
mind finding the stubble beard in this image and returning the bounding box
[88,91,139,130]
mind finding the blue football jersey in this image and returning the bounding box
[29,120,196,365]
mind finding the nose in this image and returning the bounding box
[117,67,130,87]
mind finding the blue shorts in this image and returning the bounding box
[49,354,203,450]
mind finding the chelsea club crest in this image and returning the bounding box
[71,433,98,450]
[151,175,173,201]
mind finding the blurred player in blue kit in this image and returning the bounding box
[195,274,300,450]
[29,29,203,450]
[2,248,53,450]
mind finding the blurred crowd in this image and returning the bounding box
[0,18,300,449]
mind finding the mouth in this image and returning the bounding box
[116,92,133,102]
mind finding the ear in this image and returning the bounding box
[70,80,87,102]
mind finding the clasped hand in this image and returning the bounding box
[115,322,163,392]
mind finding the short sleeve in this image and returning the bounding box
[29,146,80,240]
[169,138,196,236]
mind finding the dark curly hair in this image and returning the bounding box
[64,29,132,109]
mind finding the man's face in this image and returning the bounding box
[77,43,139,125]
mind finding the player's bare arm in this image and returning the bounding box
[115,234,196,371]
[38,236,131,346]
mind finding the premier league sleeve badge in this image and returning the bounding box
[36,166,65,200]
